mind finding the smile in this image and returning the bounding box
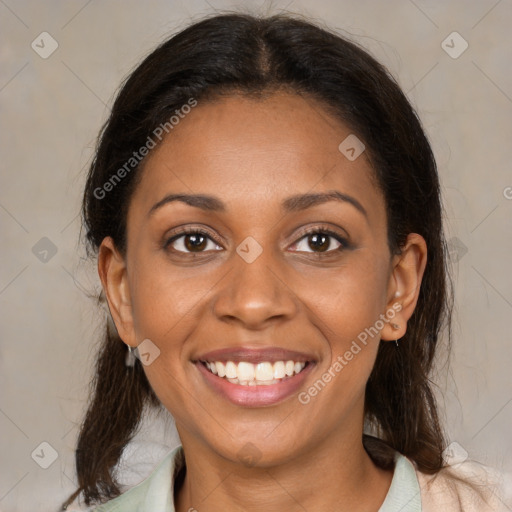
[194,346,316,406]
[201,360,308,385]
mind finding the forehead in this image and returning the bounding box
[130,92,384,222]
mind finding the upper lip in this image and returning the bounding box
[195,346,316,364]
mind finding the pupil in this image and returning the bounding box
[309,234,329,252]
[185,234,207,251]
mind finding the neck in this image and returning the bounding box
[174,430,393,512]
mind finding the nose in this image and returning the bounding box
[212,246,298,330]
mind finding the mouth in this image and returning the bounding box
[194,347,316,407]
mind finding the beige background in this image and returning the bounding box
[1,0,511,510]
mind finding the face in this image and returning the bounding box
[100,91,425,467]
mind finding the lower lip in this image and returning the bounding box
[196,362,314,407]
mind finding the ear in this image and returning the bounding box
[98,237,137,347]
[380,233,427,342]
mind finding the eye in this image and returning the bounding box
[290,228,347,254]
[164,226,349,255]
[165,228,223,253]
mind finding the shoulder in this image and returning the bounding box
[67,445,184,512]
[415,459,512,512]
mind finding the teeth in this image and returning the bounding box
[255,362,274,381]
[204,360,307,385]
[273,361,285,379]
[225,361,237,379]
[216,361,226,378]
[237,361,255,381]
[224,376,287,385]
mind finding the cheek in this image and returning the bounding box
[304,254,390,347]
[125,252,220,410]
[127,252,214,342]
[296,266,388,428]
[299,254,390,401]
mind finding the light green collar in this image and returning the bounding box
[93,445,421,511]
[378,452,422,511]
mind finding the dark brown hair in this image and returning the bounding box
[62,12,452,509]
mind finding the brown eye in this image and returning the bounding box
[184,233,208,252]
[290,229,346,254]
[307,233,331,252]
[166,229,223,253]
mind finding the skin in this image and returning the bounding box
[99,91,427,511]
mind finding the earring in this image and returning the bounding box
[125,344,136,367]
[391,323,400,348]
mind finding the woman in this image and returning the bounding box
[61,12,506,512]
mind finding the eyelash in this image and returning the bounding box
[293,226,349,253]
[164,225,349,255]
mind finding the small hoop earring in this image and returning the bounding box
[125,344,136,367]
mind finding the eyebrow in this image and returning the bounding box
[148,194,226,216]
[281,191,368,218]
[148,190,368,219]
